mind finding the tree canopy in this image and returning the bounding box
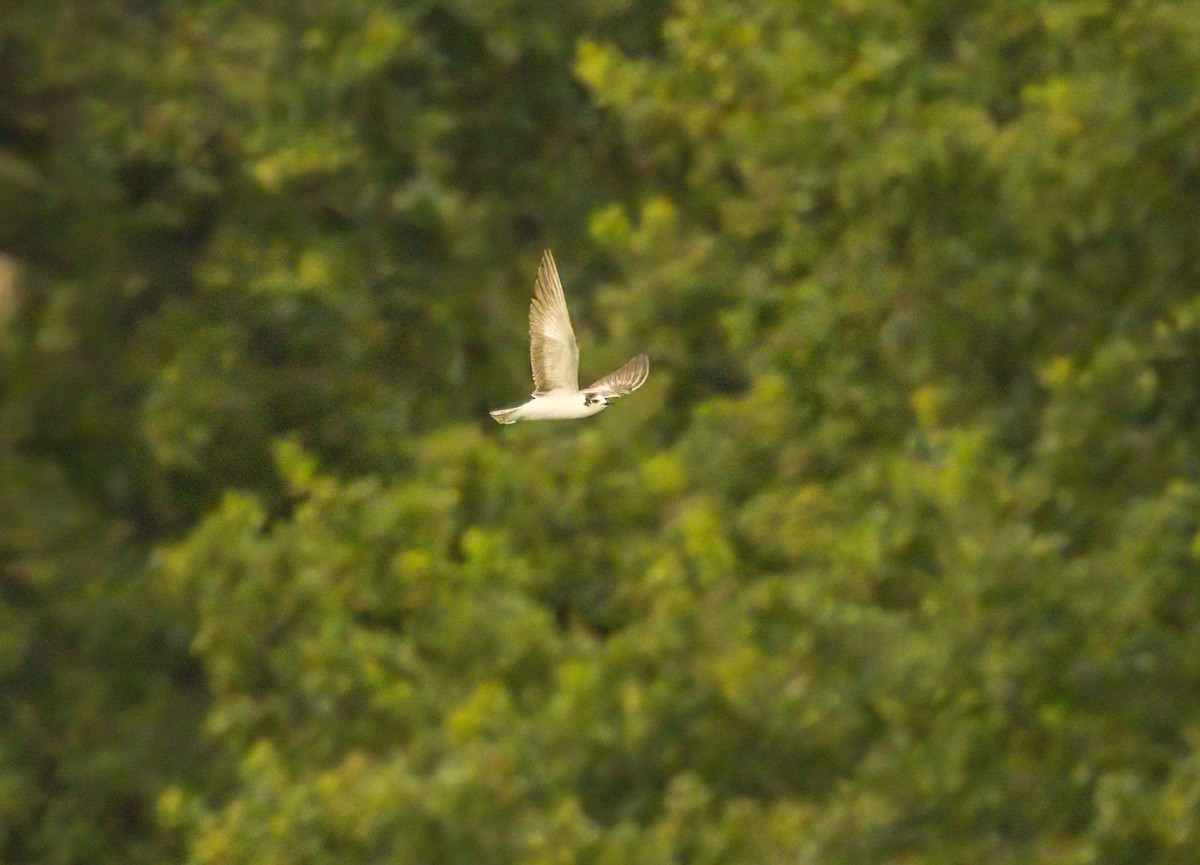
[3,0,1200,863]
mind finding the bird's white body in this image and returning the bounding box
[490,250,649,425]
[492,391,607,424]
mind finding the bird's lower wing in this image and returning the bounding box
[584,353,650,397]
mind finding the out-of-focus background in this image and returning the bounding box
[3,1,1200,863]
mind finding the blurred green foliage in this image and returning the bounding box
[3,0,1200,862]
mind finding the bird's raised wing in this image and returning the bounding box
[528,250,580,394]
[584,353,650,398]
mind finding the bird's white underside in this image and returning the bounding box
[500,391,608,422]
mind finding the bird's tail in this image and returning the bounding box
[489,406,520,424]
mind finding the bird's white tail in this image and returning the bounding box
[489,407,520,424]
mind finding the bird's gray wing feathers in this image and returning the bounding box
[528,249,580,395]
[585,353,650,397]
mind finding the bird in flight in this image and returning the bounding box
[490,250,649,424]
